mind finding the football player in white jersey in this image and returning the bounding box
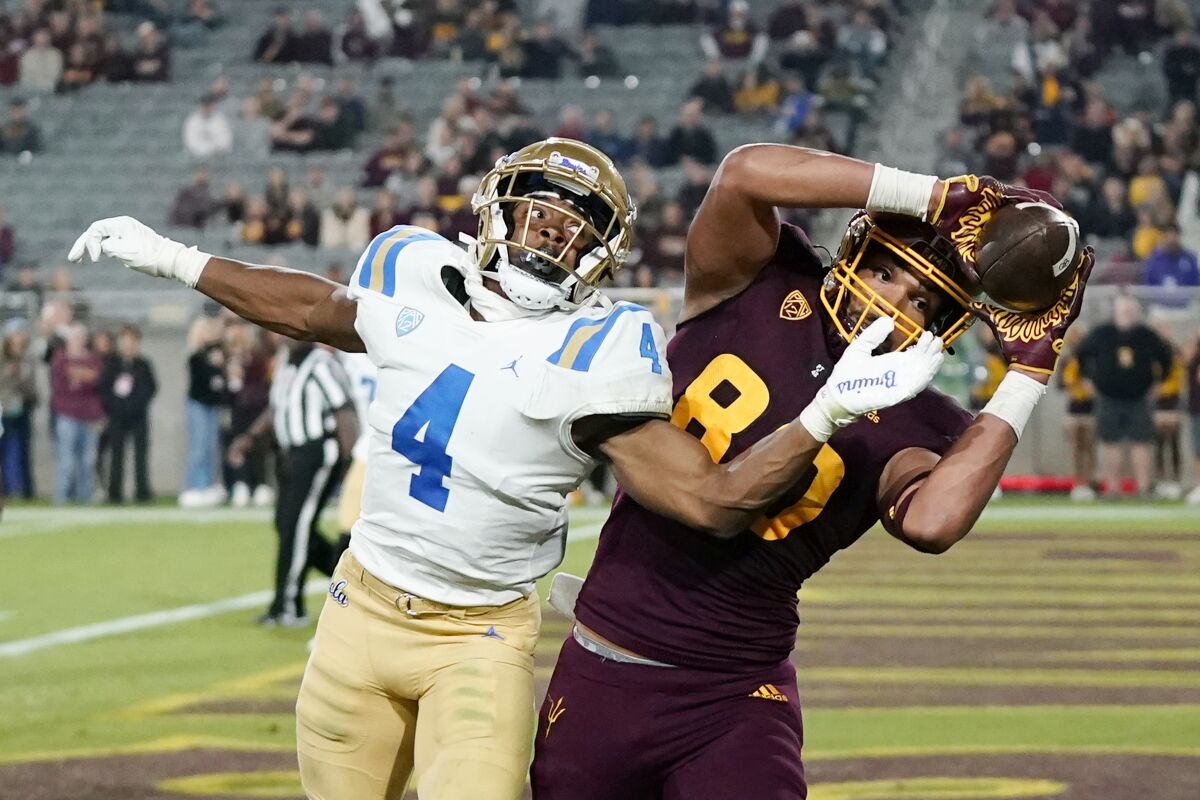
[69,138,944,800]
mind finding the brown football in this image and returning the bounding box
[972,202,1081,312]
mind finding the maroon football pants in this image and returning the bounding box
[531,635,806,800]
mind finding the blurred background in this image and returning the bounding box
[0,0,1198,503]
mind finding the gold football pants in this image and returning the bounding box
[297,550,540,800]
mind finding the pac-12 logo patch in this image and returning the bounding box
[329,579,349,607]
[780,290,812,320]
[395,307,425,336]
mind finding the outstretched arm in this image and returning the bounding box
[197,259,363,351]
[69,216,364,352]
[589,318,944,538]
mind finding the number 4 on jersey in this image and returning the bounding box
[391,365,475,512]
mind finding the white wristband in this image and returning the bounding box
[173,245,211,288]
[798,387,857,443]
[980,370,1046,440]
[158,239,211,288]
[866,164,939,221]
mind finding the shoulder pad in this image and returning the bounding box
[546,302,663,375]
[350,225,453,299]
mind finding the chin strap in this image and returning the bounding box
[458,234,550,322]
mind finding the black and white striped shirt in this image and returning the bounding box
[270,345,354,449]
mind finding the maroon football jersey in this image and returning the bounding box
[575,223,973,672]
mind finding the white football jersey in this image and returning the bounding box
[338,351,377,462]
[345,225,672,606]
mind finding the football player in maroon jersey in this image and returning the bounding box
[531,146,1094,800]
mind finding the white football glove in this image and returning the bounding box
[67,216,211,287]
[799,317,945,442]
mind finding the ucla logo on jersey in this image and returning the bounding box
[395,307,425,337]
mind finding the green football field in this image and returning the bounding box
[1,499,1198,799]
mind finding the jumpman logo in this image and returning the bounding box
[501,357,521,377]
[482,626,506,640]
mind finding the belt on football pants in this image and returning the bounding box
[572,625,676,668]
[344,550,530,618]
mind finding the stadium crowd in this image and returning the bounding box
[1,0,1199,506]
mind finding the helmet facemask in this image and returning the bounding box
[821,212,975,351]
[472,146,635,311]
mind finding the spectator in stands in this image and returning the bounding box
[1085,176,1137,241]
[587,109,628,163]
[0,321,37,500]
[60,40,99,91]
[336,9,379,63]
[384,150,428,206]
[45,9,72,52]
[935,127,974,177]
[270,95,318,153]
[369,189,403,237]
[173,0,225,46]
[1072,96,1116,166]
[231,96,271,158]
[1151,322,1185,499]
[0,206,13,273]
[254,7,297,64]
[130,21,170,82]
[734,63,781,116]
[99,32,130,83]
[1142,224,1200,290]
[574,32,620,78]
[99,324,156,504]
[628,114,667,168]
[641,199,688,285]
[255,76,285,120]
[334,78,367,136]
[1132,208,1168,261]
[320,187,371,251]
[363,125,416,188]
[518,19,569,79]
[769,1,832,88]
[1187,329,1200,504]
[286,187,320,246]
[182,93,232,159]
[402,177,440,227]
[773,75,818,136]
[18,29,61,94]
[50,322,103,504]
[180,315,226,507]
[6,266,43,306]
[700,0,767,68]
[676,157,713,216]
[169,166,216,229]
[662,99,718,165]
[1076,294,1173,498]
[689,59,735,115]
[1059,325,1097,501]
[1162,25,1200,106]
[223,322,274,508]
[1,98,42,154]
[293,9,333,65]
[222,181,245,225]
[552,104,586,141]
[837,8,888,80]
[309,96,356,151]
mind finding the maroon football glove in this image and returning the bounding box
[970,246,1095,376]
[929,174,1064,283]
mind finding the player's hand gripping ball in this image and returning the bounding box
[973,202,1082,312]
[970,246,1095,375]
[929,175,1060,272]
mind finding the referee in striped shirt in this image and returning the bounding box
[231,340,358,626]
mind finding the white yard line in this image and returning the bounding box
[0,521,605,659]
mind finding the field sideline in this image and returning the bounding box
[1,499,1198,799]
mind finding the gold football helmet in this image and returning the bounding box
[471,138,636,310]
[822,211,976,350]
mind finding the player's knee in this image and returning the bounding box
[418,747,528,800]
